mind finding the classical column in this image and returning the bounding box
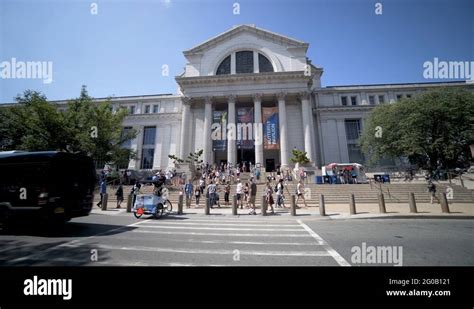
[277,92,289,167]
[253,93,264,167]
[179,97,191,159]
[203,96,213,165]
[227,95,237,166]
[299,91,315,163]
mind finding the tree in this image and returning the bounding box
[168,149,204,166]
[0,86,138,168]
[290,149,310,164]
[359,88,474,174]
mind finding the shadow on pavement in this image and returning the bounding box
[0,221,138,238]
[0,239,111,266]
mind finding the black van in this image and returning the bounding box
[0,151,97,225]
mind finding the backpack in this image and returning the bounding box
[274,184,278,193]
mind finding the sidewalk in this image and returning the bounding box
[90,201,474,220]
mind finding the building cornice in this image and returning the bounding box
[176,71,313,87]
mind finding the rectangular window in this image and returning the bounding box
[236,51,254,74]
[153,104,159,113]
[347,144,365,164]
[406,94,412,98]
[144,105,150,114]
[142,126,156,146]
[378,95,385,104]
[351,96,357,106]
[129,106,135,114]
[396,94,403,100]
[341,96,348,106]
[141,149,155,169]
[369,96,375,105]
[121,127,133,149]
[141,126,156,169]
[345,119,362,141]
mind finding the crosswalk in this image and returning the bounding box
[83,217,351,266]
[2,217,351,266]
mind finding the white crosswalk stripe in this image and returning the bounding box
[5,217,349,266]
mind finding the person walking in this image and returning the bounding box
[236,179,243,209]
[224,181,231,207]
[130,181,141,208]
[276,179,285,208]
[248,178,257,215]
[96,179,107,208]
[194,186,201,207]
[265,182,275,214]
[428,180,438,204]
[115,183,124,209]
[184,180,193,208]
[296,180,307,208]
[207,181,217,209]
[243,182,250,208]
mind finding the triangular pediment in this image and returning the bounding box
[183,25,308,56]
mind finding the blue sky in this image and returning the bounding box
[0,0,472,103]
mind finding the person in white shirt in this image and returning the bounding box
[296,180,308,208]
[276,179,286,208]
[236,180,243,209]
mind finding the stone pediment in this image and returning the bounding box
[183,25,308,56]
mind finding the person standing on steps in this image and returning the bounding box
[276,179,286,208]
[265,182,275,214]
[224,181,231,207]
[184,180,193,208]
[236,179,243,209]
[115,183,124,209]
[428,180,438,204]
[194,186,201,207]
[248,178,257,215]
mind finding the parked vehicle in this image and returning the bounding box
[0,151,96,226]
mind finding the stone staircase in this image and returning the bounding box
[94,172,474,208]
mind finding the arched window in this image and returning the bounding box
[236,51,254,74]
[216,55,231,75]
[258,53,274,73]
[216,51,275,75]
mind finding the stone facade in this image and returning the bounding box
[48,25,473,171]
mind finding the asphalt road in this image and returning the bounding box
[0,211,472,266]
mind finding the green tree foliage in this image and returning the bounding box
[0,86,137,167]
[290,149,310,164]
[359,88,474,173]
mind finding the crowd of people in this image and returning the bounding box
[177,162,309,214]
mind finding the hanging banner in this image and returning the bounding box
[237,107,254,149]
[262,107,279,149]
[212,110,227,151]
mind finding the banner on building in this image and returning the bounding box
[212,110,227,151]
[237,107,254,149]
[262,107,279,149]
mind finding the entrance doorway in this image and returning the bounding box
[237,148,254,167]
[265,159,275,172]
